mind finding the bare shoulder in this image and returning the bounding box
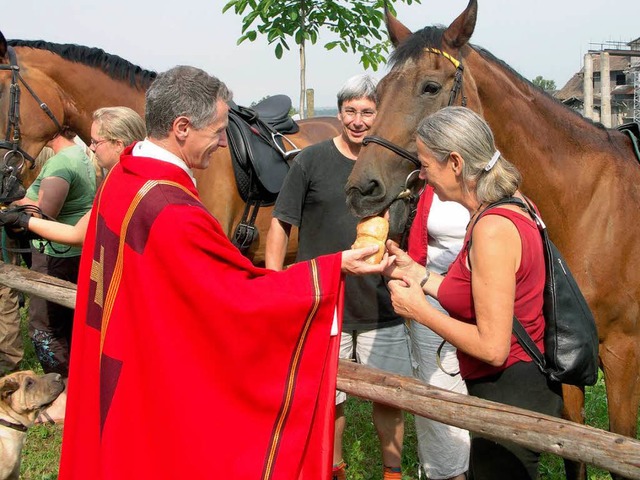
[473,212,520,242]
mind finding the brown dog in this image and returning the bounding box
[0,371,65,480]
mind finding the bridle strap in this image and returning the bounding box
[0,46,63,167]
[0,417,28,432]
[362,136,420,168]
[360,136,423,250]
[425,48,467,107]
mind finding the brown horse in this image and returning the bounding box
[0,32,340,265]
[346,1,640,478]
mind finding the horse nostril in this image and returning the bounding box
[346,179,382,204]
[346,178,387,218]
[360,179,381,197]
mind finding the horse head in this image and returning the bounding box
[0,30,65,203]
[346,0,479,237]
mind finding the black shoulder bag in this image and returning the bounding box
[471,197,599,386]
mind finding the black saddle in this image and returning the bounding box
[250,94,298,134]
[616,122,640,163]
[227,95,300,200]
[226,95,301,254]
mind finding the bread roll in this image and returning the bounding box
[352,216,389,264]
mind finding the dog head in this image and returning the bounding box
[0,371,65,427]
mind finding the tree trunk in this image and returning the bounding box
[298,1,306,119]
[299,42,306,119]
[0,263,76,308]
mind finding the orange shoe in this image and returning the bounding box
[332,460,347,480]
[383,465,402,480]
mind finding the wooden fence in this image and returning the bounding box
[1,262,640,478]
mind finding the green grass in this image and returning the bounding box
[12,298,632,479]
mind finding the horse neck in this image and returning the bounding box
[464,48,617,194]
[19,48,147,142]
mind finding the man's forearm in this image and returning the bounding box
[265,218,291,271]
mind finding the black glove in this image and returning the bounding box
[0,209,30,228]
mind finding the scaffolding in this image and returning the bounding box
[635,70,640,123]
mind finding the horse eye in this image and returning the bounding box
[421,82,441,96]
[24,378,34,389]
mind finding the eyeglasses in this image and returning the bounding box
[90,138,110,149]
[341,108,376,120]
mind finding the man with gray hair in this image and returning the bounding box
[266,74,412,480]
[59,66,388,479]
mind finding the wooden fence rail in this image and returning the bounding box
[2,263,640,478]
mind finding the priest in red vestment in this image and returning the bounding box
[58,66,387,480]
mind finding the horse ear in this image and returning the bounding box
[0,31,7,64]
[443,0,477,49]
[384,2,412,47]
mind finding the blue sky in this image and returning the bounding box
[6,0,639,108]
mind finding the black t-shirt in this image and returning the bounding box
[273,139,403,330]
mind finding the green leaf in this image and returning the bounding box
[325,41,339,50]
[222,0,418,88]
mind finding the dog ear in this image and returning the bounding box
[0,378,20,401]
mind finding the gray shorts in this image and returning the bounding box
[336,322,412,404]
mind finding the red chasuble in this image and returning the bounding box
[59,145,343,479]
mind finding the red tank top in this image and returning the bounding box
[438,207,546,380]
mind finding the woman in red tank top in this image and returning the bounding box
[383,107,562,480]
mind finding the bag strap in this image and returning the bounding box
[466,196,529,251]
[467,196,548,371]
[512,315,546,370]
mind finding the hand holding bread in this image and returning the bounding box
[351,216,389,264]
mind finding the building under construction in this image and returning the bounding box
[555,37,640,127]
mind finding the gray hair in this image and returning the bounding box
[145,66,233,138]
[336,74,378,111]
[416,107,521,203]
[93,106,146,147]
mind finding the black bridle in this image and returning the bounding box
[0,46,62,171]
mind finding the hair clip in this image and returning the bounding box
[484,150,500,171]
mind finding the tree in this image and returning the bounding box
[532,75,556,92]
[222,0,421,118]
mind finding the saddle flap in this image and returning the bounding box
[251,94,299,134]
[226,107,290,196]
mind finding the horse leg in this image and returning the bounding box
[601,333,640,480]
[561,384,587,480]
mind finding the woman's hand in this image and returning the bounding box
[383,240,423,282]
[387,276,431,320]
[341,245,395,275]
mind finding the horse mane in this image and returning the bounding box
[389,26,446,68]
[7,39,157,90]
[389,26,607,132]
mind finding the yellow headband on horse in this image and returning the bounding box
[425,48,461,69]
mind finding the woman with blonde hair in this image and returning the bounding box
[0,107,146,246]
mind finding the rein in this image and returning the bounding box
[0,417,27,433]
[0,46,62,170]
[362,136,420,168]
[360,137,425,249]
